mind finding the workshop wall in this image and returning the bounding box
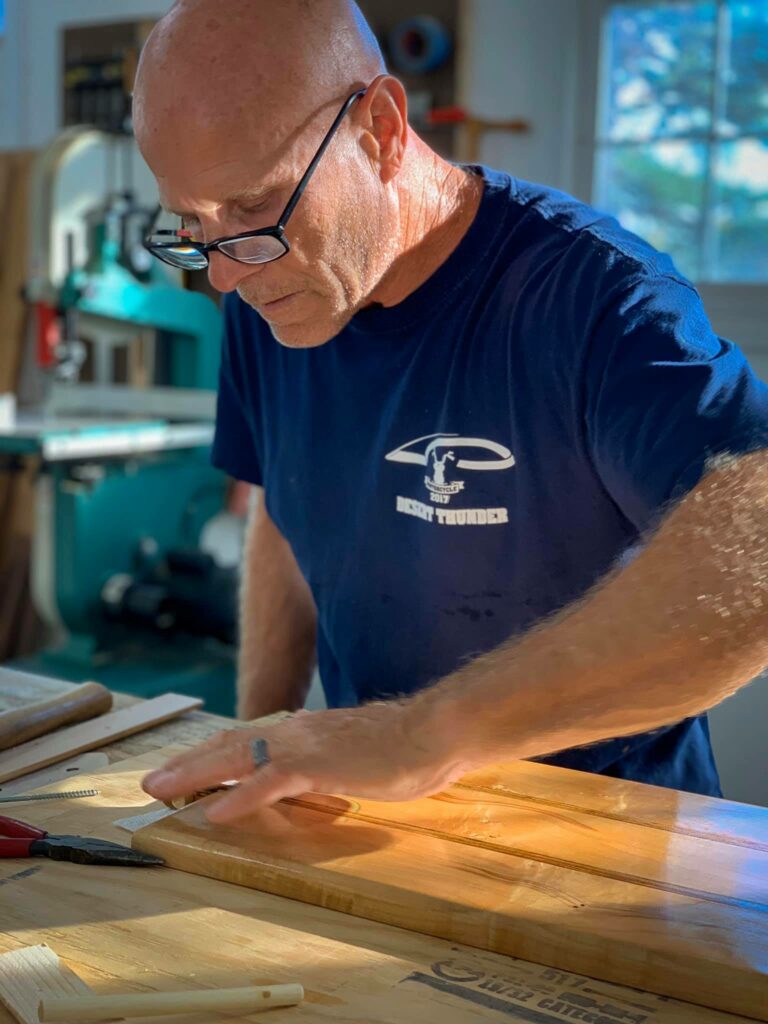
[0,0,174,151]
[458,0,582,194]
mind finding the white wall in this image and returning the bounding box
[457,0,582,195]
[0,0,173,151]
[709,672,768,806]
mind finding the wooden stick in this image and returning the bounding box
[0,683,113,751]
[39,983,304,1021]
[0,694,201,784]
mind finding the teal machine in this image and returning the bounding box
[0,128,237,715]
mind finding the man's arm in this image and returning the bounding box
[236,488,317,720]
[416,449,768,767]
[143,450,768,816]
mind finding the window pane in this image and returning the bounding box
[596,141,707,279]
[712,139,768,281]
[603,3,717,141]
[723,1,768,134]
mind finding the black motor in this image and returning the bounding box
[101,547,237,645]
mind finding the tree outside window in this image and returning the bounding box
[595,1,768,282]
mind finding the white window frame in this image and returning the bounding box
[572,0,768,370]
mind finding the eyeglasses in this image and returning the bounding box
[144,89,366,271]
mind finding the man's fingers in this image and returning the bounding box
[142,740,254,799]
[204,765,308,822]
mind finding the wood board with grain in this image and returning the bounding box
[1,748,757,1024]
[133,763,768,1021]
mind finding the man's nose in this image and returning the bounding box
[206,251,261,294]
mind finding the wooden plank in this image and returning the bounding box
[459,760,768,848]
[0,152,34,394]
[0,694,201,784]
[285,788,768,908]
[0,752,109,797]
[0,152,39,665]
[0,749,756,1024]
[133,783,768,1019]
[0,946,92,1024]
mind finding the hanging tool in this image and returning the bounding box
[424,107,530,162]
[0,815,163,866]
[0,789,99,805]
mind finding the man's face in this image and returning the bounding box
[144,105,397,348]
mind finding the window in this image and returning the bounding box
[594,1,768,282]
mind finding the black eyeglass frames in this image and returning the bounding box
[144,88,366,271]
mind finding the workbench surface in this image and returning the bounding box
[0,670,759,1024]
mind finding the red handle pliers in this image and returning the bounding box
[0,814,163,866]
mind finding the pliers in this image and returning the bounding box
[0,815,164,866]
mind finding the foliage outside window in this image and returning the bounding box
[595,1,768,282]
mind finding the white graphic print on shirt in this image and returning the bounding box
[385,433,515,526]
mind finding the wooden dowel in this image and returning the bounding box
[39,982,304,1021]
[0,682,112,751]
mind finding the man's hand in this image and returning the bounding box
[141,701,466,823]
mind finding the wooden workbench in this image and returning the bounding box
[0,670,759,1024]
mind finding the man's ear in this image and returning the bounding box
[357,75,408,184]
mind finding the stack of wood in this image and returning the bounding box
[0,150,43,661]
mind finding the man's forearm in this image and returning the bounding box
[144,451,768,813]
[237,490,317,720]
[416,451,768,770]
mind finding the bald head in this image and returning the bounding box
[131,0,468,350]
[133,0,385,167]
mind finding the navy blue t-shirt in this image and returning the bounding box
[212,167,768,797]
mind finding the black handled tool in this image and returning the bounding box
[0,814,164,866]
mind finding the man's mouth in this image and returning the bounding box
[237,279,315,329]
[240,290,302,317]
[260,292,299,310]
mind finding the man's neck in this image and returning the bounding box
[368,144,484,310]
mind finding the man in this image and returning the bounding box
[135,0,768,823]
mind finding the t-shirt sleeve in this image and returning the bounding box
[210,297,264,486]
[584,273,768,532]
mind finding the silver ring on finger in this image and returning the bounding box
[250,737,271,770]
